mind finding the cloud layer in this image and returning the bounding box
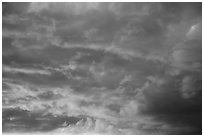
[2,2,202,134]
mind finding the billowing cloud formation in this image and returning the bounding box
[2,2,202,134]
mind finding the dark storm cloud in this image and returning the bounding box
[153,113,202,135]
[2,2,30,15]
[142,75,201,114]
[135,71,202,134]
[2,2,202,135]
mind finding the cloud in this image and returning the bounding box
[3,2,30,15]
[49,117,122,134]
[180,75,202,99]
[172,22,202,72]
[3,82,37,108]
[3,3,201,60]
[2,2,202,134]
[3,81,117,120]
[186,22,202,40]
[143,74,201,114]
[3,65,51,75]
[119,100,139,118]
[3,107,82,133]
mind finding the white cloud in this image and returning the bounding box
[3,65,51,75]
[119,100,139,118]
[186,22,202,40]
[50,117,120,134]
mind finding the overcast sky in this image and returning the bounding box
[2,2,202,134]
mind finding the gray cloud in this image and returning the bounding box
[2,2,202,135]
[3,108,82,133]
[172,22,202,72]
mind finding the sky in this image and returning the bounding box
[2,2,202,134]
